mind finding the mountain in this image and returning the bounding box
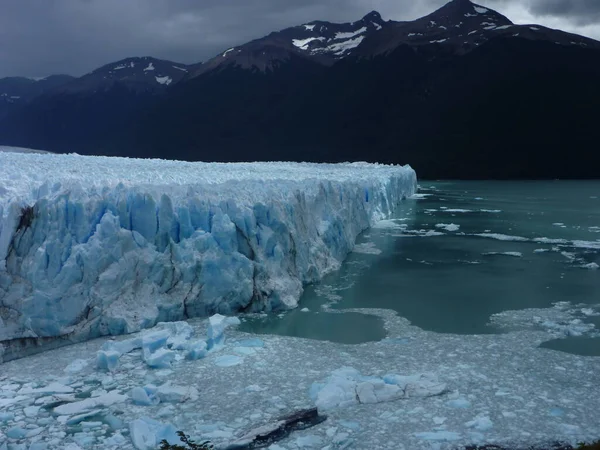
[0,75,74,119]
[189,11,387,76]
[1,0,600,179]
[0,57,189,155]
[56,56,190,93]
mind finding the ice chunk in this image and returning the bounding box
[215,355,244,367]
[64,359,88,374]
[101,337,142,356]
[295,434,323,447]
[130,387,159,406]
[483,252,523,257]
[157,383,199,403]
[6,427,28,439]
[435,223,460,232]
[66,409,104,425]
[141,330,170,354]
[155,321,194,349]
[18,382,74,395]
[129,417,180,450]
[466,415,493,431]
[474,233,528,241]
[24,405,40,417]
[415,431,461,441]
[383,373,447,398]
[144,348,176,369]
[356,380,402,404]
[0,412,14,422]
[53,391,127,415]
[207,314,241,350]
[185,340,208,360]
[313,367,445,410]
[96,350,121,371]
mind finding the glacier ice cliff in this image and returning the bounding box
[0,151,416,357]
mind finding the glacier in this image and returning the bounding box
[0,150,416,357]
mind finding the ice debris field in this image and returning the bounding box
[0,150,416,348]
[0,307,599,450]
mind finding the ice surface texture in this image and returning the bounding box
[0,152,416,345]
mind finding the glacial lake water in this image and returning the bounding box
[240,181,600,356]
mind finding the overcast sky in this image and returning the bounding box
[1,0,599,78]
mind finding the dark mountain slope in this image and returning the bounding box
[0,75,74,120]
[0,57,188,154]
[128,36,600,179]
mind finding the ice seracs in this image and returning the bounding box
[0,154,415,353]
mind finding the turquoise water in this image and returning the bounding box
[240,181,600,355]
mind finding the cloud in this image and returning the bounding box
[528,0,600,25]
[0,0,598,78]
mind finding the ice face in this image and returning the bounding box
[0,153,416,349]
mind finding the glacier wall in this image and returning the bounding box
[0,151,416,353]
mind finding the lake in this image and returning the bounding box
[240,181,600,355]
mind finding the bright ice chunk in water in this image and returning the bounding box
[414,431,461,441]
[313,367,445,410]
[101,337,142,355]
[435,223,460,232]
[295,434,323,447]
[144,348,176,369]
[129,417,180,449]
[96,350,120,371]
[185,340,208,360]
[64,359,88,374]
[6,426,28,439]
[466,415,494,431]
[157,383,199,402]
[141,330,170,354]
[53,392,127,415]
[155,321,194,349]
[130,387,159,406]
[207,314,241,350]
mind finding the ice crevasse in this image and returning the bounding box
[0,150,416,352]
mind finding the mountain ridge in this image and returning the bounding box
[1,0,600,179]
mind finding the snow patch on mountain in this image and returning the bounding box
[325,36,366,55]
[155,76,172,86]
[292,37,325,50]
[335,27,367,40]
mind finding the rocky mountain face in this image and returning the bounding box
[1,0,599,179]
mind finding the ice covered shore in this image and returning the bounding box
[0,150,416,350]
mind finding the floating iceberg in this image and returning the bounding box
[310,367,447,410]
[0,152,416,354]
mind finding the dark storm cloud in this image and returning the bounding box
[0,0,599,78]
[528,0,600,25]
